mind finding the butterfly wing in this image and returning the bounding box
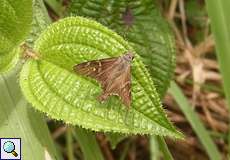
[73,56,132,108]
[98,64,131,107]
[120,66,131,107]
[73,57,119,89]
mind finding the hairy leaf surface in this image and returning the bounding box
[20,17,182,138]
[67,0,177,146]
[68,0,176,98]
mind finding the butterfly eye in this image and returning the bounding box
[128,54,134,60]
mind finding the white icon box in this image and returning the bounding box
[0,138,21,160]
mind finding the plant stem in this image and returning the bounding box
[66,127,74,160]
[72,127,104,160]
[150,136,161,160]
[157,136,174,160]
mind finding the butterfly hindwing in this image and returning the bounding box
[100,65,131,107]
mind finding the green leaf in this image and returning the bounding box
[0,1,62,159]
[20,17,182,138]
[0,0,32,72]
[26,0,51,46]
[67,0,175,99]
[0,67,61,160]
[0,47,20,73]
[0,0,32,53]
[67,0,177,148]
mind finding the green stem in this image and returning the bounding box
[150,136,161,160]
[119,140,131,160]
[157,136,173,160]
[66,127,74,160]
[72,127,104,160]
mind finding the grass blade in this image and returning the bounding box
[205,0,230,156]
[66,127,74,160]
[150,136,174,160]
[150,136,160,160]
[205,1,230,108]
[168,81,221,160]
[72,127,104,160]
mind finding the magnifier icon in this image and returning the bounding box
[3,141,18,157]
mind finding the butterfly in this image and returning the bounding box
[73,52,134,108]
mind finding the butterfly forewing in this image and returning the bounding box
[73,53,133,108]
[74,58,117,82]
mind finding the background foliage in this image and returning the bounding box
[68,0,176,98]
[0,0,229,159]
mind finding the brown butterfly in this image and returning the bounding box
[73,52,134,108]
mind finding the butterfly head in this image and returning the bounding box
[123,52,134,62]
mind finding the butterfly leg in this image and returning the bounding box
[97,92,109,102]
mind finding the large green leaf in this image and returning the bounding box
[67,0,177,148]
[20,17,182,138]
[0,0,32,72]
[68,0,175,99]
